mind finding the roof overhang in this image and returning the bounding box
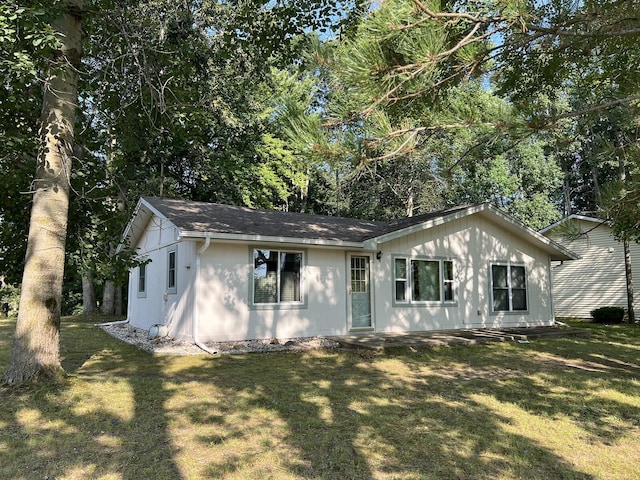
[119,198,579,261]
[364,203,580,261]
[178,230,364,249]
[117,197,172,253]
[539,214,607,235]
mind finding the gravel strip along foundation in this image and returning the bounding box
[101,323,341,355]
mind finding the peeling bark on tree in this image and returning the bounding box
[2,1,83,385]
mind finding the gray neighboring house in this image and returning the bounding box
[541,215,640,319]
[119,196,577,343]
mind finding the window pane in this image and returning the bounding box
[511,266,526,289]
[443,261,454,301]
[254,250,278,303]
[491,265,508,288]
[412,260,440,301]
[395,280,407,302]
[492,289,509,311]
[444,261,454,281]
[443,282,454,302]
[351,256,368,294]
[168,251,176,289]
[394,258,407,279]
[512,289,527,310]
[138,264,146,292]
[280,252,301,302]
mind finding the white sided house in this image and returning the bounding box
[121,197,578,343]
[541,215,640,319]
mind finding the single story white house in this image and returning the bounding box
[120,197,578,344]
[541,215,640,319]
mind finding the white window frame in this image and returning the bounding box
[137,263,147,298]
[167,247,177,294]
[251,248,306,309]
[393,256,457,305]
[490,262,528,313]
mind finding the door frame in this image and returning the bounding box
[346,252,375,332]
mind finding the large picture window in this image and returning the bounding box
[491,263,528,312]
[394,257,455,304]
[253,249,302,304]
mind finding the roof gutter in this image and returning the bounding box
[194,234,217,355]
[179,230,364,249]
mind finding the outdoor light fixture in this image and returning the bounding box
[376,251,383,260]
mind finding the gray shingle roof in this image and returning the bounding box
[142,196,471,243]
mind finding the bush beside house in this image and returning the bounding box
[590,306,625,324]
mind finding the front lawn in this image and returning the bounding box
[1,315,639,479]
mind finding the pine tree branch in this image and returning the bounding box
[548,95,640,123]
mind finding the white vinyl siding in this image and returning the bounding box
[545,219,640,319]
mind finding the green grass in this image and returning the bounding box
[1,316,640,479]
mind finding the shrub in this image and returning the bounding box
[590,306,625,324]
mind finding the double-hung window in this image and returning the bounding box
[394,257,456,304]
[253,249,302,305]
[491,263,528,312]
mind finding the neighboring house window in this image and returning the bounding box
[167,248,177,293]
[394,257,456,304]
[137,263,147,297]
[253,249,302,304]
[491,263,527,312]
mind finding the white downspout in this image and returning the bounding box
[194,234,217,354]
[95,318,129,327]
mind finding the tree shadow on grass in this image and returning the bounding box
[173,347,597,479]
[3,315,638,479]
[0,315,183,479]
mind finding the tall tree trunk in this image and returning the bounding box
[563,178,572,216]
[82,271,97,314]
[3,1,83,385]
[114,285,123,316]
[624,239,635,323]
[101,280,116,315]
[617,148,635,323]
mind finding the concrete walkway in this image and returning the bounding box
[331,326,590,350]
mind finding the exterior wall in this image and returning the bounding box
[373,214,555,332]
[545,220,640,319]
[193,214,556,342]
[126,216,197,337]
[127,211,558,342]
[195,242,349,342]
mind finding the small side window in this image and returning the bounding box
[137,263,147,297]
[394,258,408,302]
[167,248,177,294]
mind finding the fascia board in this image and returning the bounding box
[116,198,173,253]
[116,198,147,253]
[363,202,579,261]
[179,231,364,249]
[539,214,607,234]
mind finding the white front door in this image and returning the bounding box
[347,254,373,330]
